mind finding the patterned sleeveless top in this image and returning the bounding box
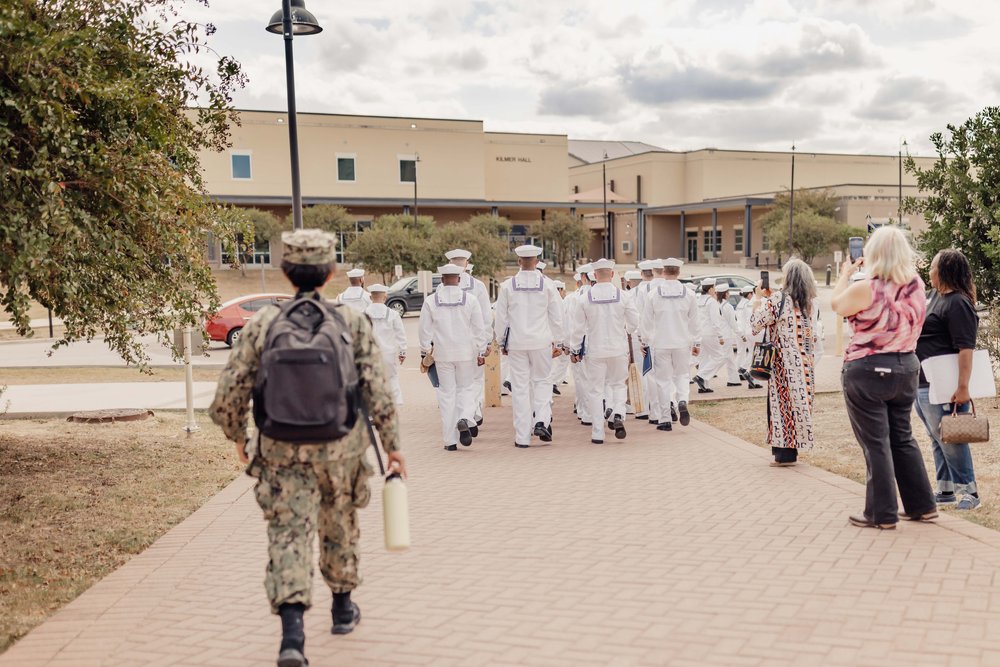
[845,276,926,362]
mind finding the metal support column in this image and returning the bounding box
[711,208,718,259]
[637,209,645,260]
[679,211,686,261]
[744,204,753,259]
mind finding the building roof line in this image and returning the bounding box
[212,195,643,211]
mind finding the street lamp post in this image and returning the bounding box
[413,153,420,226]
[898,138,908,225]
[789,142,796,257]
[266,0,323,231]
[602,151,609,258]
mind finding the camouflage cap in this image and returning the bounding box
[281,229,336,265]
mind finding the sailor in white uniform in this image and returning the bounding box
[336,268,372,312]
[443,248,492,425]
[622,270,644,415]
[632,260,660,422]
[548,280,570,394]
[565,264,594,425]
[568,259,639,444]
[365,283,407,405]
[692,277,724,393]
[639,258,700,431]
[493,244,564,448]
[418,264,490,451]
[734,285,763,388]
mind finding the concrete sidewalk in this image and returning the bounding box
[5,364,1000,666]
[0,382,218,415]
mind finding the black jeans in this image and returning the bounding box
[842,352,935,524]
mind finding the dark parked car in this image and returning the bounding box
[385,275,441,316]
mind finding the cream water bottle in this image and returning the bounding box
[383,473,410,551]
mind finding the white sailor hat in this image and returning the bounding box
[573,273,582,281]
[715,281,731,292]
[651,259,666,269]
[537,261,546,271]
[553,280,566,290]
[438,264,463,275]
[740,285,755,294]
[346,268,365,278]
[663,258,684,268]
[624,270,642,280]
[368,283,388,293]
[637,260,658,271]
[700,277,716,287]
[578,263,594,275]
[591,258,615,271]
[515,244,543,258]
[445,248,472,260]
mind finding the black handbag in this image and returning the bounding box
[750,294,787,381]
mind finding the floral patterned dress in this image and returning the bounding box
[750,292,819,450]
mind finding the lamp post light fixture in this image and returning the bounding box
[789,142,796,257]
[898,138,908,226]
[265,0,323,231]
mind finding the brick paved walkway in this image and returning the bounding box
[5,365,1000,666]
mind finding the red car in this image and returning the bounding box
[205,293,292,347]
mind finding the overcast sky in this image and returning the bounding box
[186,0,994,156]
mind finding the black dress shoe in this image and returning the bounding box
[670,404,678,422]
[552,385,561,395]
[726,382,741,387]
[693,375,707,391]
[457,420,473,446]
[698,387,714,394]
[657,422,672,431]
[612,415,626,439]
[476,417,484,426]
[747,381,763,389]
[533,422,552,442]
[591,439,604,444]
[514,443,530,449]
[581,421,592,426]
[678,401,690,426]
[636,414,649,420]
[502,381,511,392]
[649,419,659,425]
[470,425,479,438]
[444,444,458,451]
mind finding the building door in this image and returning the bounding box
[686,231,698,262]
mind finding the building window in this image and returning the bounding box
[762,228,770,251]
[337,154,356,182]
[702,230,721,253]
[734,228,744,253]
[230,152,252,180]
[399,158,416,183]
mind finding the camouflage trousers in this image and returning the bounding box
[253,454,373,613]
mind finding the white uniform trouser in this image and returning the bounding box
[696,339,727,385]
[508,349,553,445]
[724,338,741,383]
[584,355,628,441]
[653,348,691,409]
[737,336,753,372]
[571,356,591,421]
[474,364,485,420]
[549,354,570,386]
[435,360,478,446]
[380,351,403,405]
[500,355,510,394]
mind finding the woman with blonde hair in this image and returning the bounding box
[833,226,935,530]
[750,258,822,467]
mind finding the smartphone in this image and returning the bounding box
[760,270,769,291]
[849,236,864,262]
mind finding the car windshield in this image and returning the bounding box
[388,277,413,291]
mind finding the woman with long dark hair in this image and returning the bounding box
[914,249,982,510]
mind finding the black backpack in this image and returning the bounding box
[252,296,360,443]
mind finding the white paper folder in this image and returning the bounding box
[921,350,997,405]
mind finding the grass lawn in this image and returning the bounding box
[696,392,1000,531]
[0,413,240,652]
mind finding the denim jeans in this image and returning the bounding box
[913,386,977,496]
[842,352,936,524]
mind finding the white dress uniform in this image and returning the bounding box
[493,248,564,447]
[336,286,372,312]
[419,271,490,449]
[719,291,741,384]
[734,292,756,373]
[640,277,700,419]
[569,273,639,443]
[441,252,492,421]
[565,269,592,423]
[634,259,666,421]
[694,280,726,390]
[548,281,570,388]
[365,295,407,406]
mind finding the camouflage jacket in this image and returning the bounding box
[209,291,400,464]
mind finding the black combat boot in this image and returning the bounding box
[277,603,308,667]
[332,592,362,635]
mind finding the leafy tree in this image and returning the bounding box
[759,190,852,264]
[344,215,438,283]
[905,107,1000,305]
[432,214,512,279]
[536,211,592,272]
[304,204,357,250]
[0,0,246,365]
